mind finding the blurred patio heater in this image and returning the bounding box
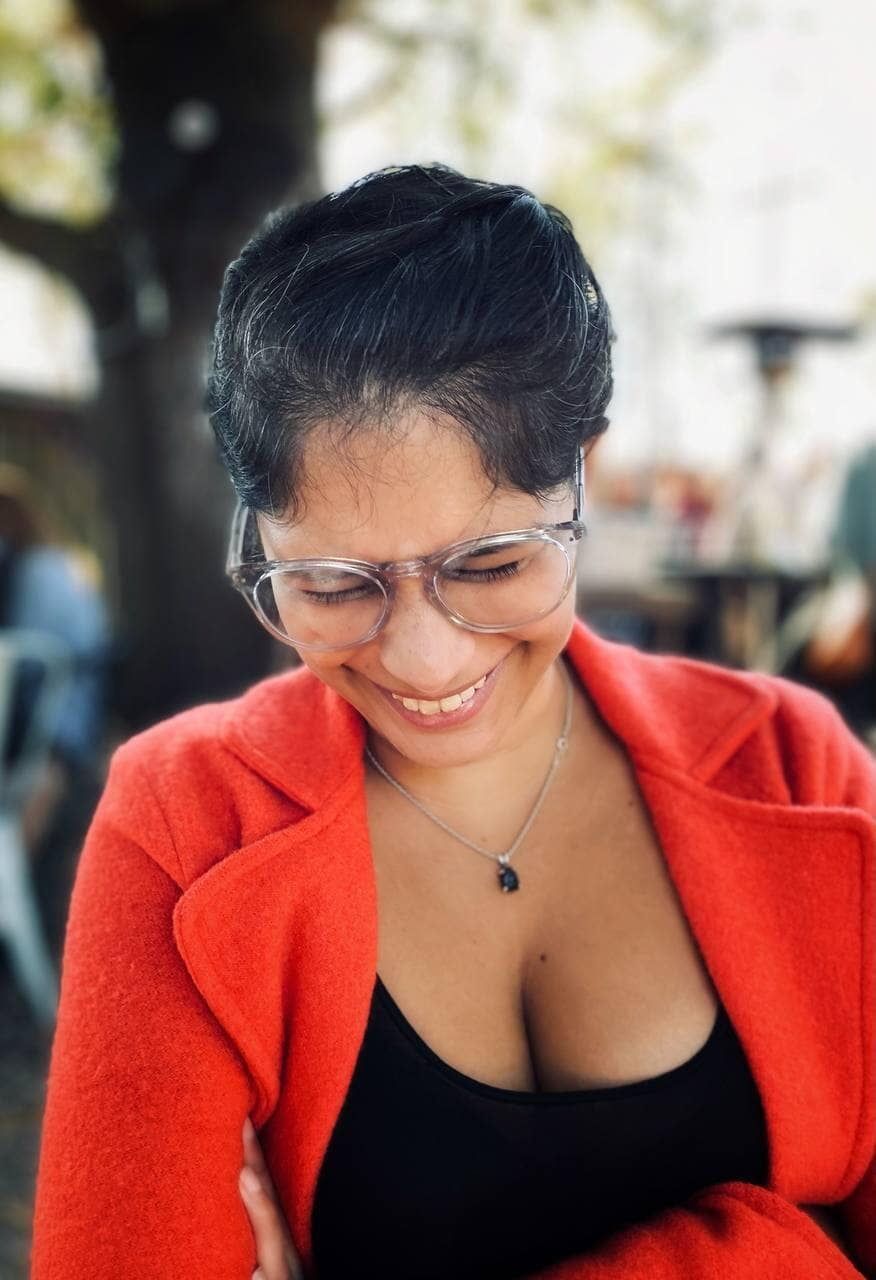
[712,316,857,399]
[709,317,857,560]
[695,318,857,670]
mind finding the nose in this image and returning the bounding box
[377,577,476,698]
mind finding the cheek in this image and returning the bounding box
[298,645,403,702]
[503,593,577,657]
[296,649,360,689]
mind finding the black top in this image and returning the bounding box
[311,976,769,1280]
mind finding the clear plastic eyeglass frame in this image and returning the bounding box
[225,449,587,652]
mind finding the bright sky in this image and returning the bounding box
[2,0,874,479]
[318,0,876,476]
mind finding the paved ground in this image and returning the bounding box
[0,773,100,1279]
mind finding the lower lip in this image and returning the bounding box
[372,659,505,730]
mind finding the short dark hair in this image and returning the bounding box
[206,162,614,518]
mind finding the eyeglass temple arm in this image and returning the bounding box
[226,500,250,575]
[573,447,586,523]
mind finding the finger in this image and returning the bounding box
[239,1168,303,1280]
[240,1119,303,1278]
[241,1117,280,1207]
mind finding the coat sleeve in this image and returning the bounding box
[533,1181,866,1278]
[30,744,259,1279]
[833,713,876,1277]
[532,707,876,1280]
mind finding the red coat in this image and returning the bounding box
[31,619,876,1279]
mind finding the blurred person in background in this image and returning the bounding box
[833,440,876,597]
[831,440,876,727]
[31,166,876,1280]
[802,440,876,737]
[0,465,111,854]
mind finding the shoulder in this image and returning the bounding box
[659,646,847,739]
[674,654,875,812]
[101,665,329,886]
[577,625,873,811]
[762,671,876,811]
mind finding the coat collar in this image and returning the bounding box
[172,619,876,1273]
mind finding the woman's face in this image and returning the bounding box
[257,411,578,770]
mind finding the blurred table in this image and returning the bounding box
[577,560,829,672]
[576,580,699,654]
[661,561,830,671]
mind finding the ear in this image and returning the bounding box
[580,416,610,458]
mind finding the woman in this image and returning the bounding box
[31,165,876,1280]
[0,466,110,850]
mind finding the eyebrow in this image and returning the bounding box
[261,492,566,563]
[292,522,549,568]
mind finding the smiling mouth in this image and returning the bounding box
[388,674,488,716]
[372,666,497,717]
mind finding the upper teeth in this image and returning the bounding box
[392,674,487,715]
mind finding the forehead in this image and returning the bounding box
[260,414,557,561]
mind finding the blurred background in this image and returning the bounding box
[1,0,875,1271]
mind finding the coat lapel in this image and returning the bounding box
[631,759,875,1204]
[171,620,876,1270]
[563,622,876,1204]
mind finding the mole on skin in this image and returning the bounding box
[539,953,547,962]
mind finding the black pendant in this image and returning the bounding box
[498,863,520,893]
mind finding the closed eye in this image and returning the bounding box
[444,560,522,583]
[299,584,381,605]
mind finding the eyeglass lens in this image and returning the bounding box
[252,534,573,648]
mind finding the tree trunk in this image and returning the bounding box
[69,0,337,724]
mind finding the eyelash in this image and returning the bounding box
[302,584,380,606]
[445,561,522,583]
[301,560,522,605]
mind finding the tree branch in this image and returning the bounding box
[0,197,108,304]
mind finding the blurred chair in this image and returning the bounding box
[0,628,72,1027]
[759,442,876,745]
[755,572,876,750]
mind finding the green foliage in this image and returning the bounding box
[324,0,722,259]
[0,0,722,253]
[0,0,117,224]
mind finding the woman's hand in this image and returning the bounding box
[239,1116,304,1280]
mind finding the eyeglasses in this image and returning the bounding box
[226,451,587,652]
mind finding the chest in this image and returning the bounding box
[365,740,721,1094]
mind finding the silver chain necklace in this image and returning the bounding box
[364,663,574,893]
